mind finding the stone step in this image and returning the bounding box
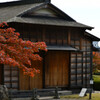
[58,90,72,95]
[12,97,55,100]
[9,90,72,98]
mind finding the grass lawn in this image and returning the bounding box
[60,75,100,100]
[61,93,100,100]
[93,75,100,90]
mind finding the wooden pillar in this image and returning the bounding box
[43,54,45,88]
[42,27,45,88]
[68,52,71,88]
[90,41,93,80]
[80,38,82,50]
[42,28,45,41]
[68,30,71,45]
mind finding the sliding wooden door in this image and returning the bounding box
[45,51,69,88]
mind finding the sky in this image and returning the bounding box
[0,0,100,45]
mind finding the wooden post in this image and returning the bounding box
[42,28,45,41]
[31,88,39,100]
[43,54,45,88]
[9,88,12,100]
[54,87,60,99]
[80,38,82,50]
[0,64,4,85]
[68,30,71,45]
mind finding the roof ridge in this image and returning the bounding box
[0,0,50,7]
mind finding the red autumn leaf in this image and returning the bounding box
[0,22,47,77]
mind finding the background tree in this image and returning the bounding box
[93,52,100,73]
[0,22,47,77]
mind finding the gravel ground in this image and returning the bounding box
[12,97,82,100]
[12,98,82,100]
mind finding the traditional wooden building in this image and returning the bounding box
[0,0,100,90]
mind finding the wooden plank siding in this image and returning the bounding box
[45,51,69,88]
[9,23,70,90]
[19,60,43,90]
[9,23,68,46]
[19,70,30,90]
[30,60,43,89]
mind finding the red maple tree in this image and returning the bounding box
[93,52,100,73]
[0,22,47,77]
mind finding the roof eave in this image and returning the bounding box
[85,32,100,41]
[0,0,46,8]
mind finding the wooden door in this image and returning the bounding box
[45,51,69,87]
[19,60,43,90]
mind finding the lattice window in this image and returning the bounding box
[4,65,19,90]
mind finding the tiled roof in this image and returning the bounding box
[0,3,43,23]
[0,1,93,30]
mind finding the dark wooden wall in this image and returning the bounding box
[10,23,68,46]
[8,23,70,89]
[70,32,92,88]
[6,22,92,90]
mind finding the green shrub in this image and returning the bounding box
[93,75,100,90]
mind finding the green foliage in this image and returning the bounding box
[93,52,100,73]
[93,75,100,90]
